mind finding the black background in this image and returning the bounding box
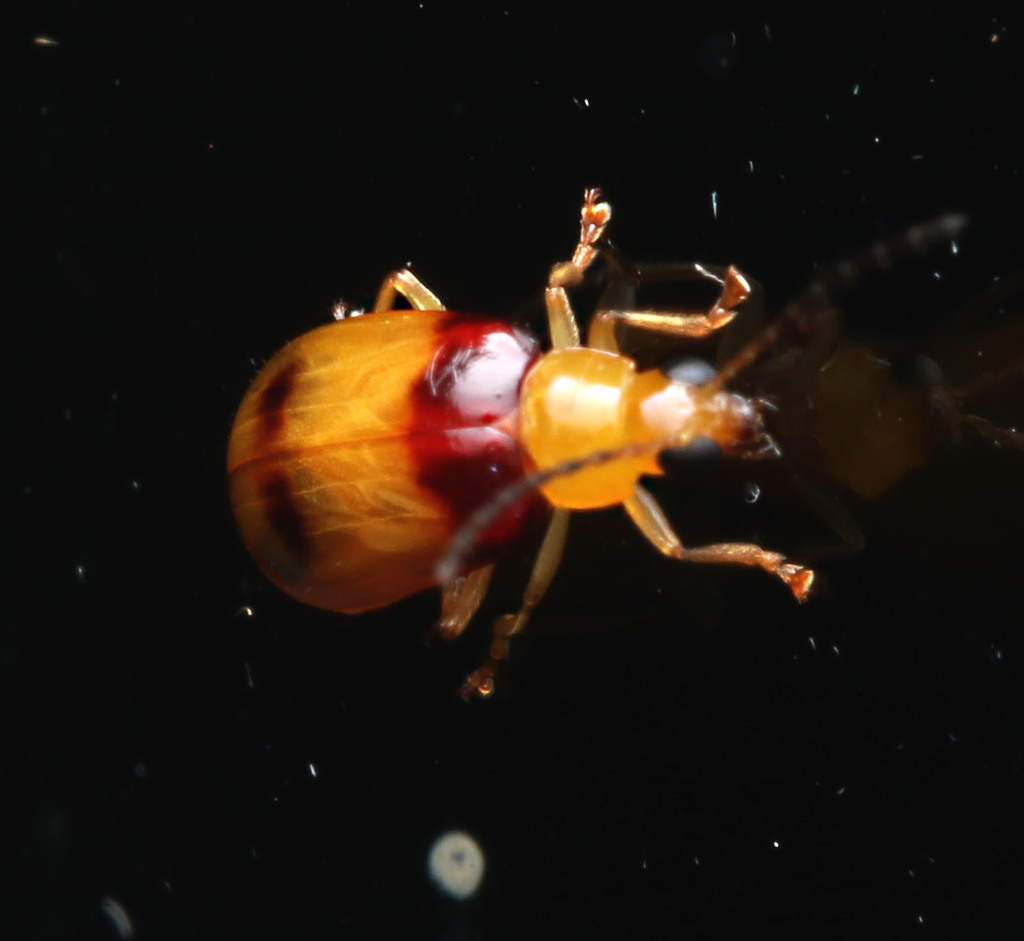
[7,5,1024,938]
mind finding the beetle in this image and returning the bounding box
[758,290,1024,504]
[232,189,970,698]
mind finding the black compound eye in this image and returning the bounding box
[658,436,723,476]
[664,356,717,387]
[888,352,945,389]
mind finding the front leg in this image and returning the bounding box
[545,189,612,349]
[624,484,813,601]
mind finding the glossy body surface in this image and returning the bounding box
[228,310,543,612]
[520,347,761,508]
[229,190,815,696]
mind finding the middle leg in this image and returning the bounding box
[374,269,445,312]
[545,188,612,349]
[460,508,571,698]
[588,265,752,353]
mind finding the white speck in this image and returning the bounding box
[428,831,485,901]
[832,645,840,656]
[309,763,318,778]
[951,240,959,255]
[129,479,140,491]
[772,841,780,849]
[711,191,718,219]
[694,855,700,865]
[917,915,925,924]
[75,564,86,582]
[837,786,846,795]
[808,636,817,651]
[34,36,60,46]
[874,136,880,144]
[748,159,754,173]
[743,481,761,504]
[236,605,254,618]
[933,271,942,279]
[764,24,772,41]
[99,897,134,939]
[852,84,860,95]
[948,732,958,744]
[908,869,915,878]
[244,662,254,688]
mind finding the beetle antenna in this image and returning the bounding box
[705,214,968,393]
[435,435,684,584]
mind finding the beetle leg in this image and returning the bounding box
[588,266,752,353]
[623,484,814,601]
[959,414,1024,449]
[544,287,581,349]
[436,564,496,641]
[545,189,612,349]
[373,270,445,312]
[705,215,968,396]
[460,509,571,699]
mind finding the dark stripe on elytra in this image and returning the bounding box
[258,362,299,439]
[259,470,314,565]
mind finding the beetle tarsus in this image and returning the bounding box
[459,667,496,701]
[779,564,814,602]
